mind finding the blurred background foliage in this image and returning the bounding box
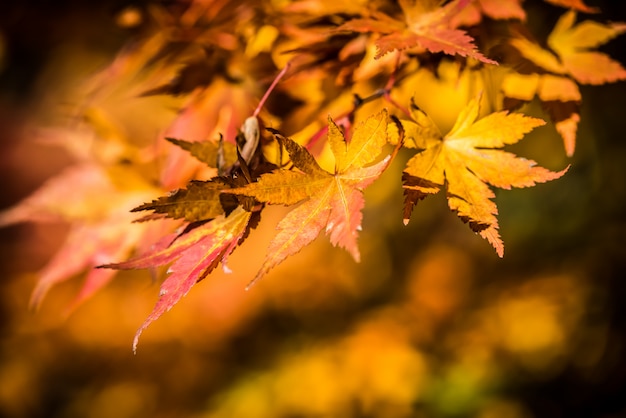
[1,0,625,417]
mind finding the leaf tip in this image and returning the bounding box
[555,115,579,157]
[245,272,264,291]
[480,227,504,257]
[132,330,143,355]
[556,164,571,178]
[28,282,51,312]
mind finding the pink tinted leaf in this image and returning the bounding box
[30,217,158,311]
[0,165,116,226]
[105,207,252,352]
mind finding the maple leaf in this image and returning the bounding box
[225,110,398,286]
[509,11,626,85]
[336,0,497,63]
[131,178,233,223]
[159,77,259,188]
[500,72,582,156]
[0,165,163,310]
[499,11,626,155]
[104,206,254,352]
[165,137,238,172]
[402,94,568,257]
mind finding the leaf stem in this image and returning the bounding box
[253,61,292,118]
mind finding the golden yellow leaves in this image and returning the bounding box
[6,0,619,343]
[401,94,568,257]
[503,11,626,155]
[511,11,626,84]
[229,97,567,264]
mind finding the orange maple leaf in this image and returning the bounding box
[452,0,527,27]
[509,11,626,85]
[502,11,626,155]
[336,0,497,63]
[226,110,398,286]
[402,94,568,257]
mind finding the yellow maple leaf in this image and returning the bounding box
[402,94,568,257]
[501,11,626,155]
[510,11,626,85]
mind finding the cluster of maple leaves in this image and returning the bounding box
[1,0,624,349]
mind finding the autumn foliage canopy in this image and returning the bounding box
[1,0,625,350]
